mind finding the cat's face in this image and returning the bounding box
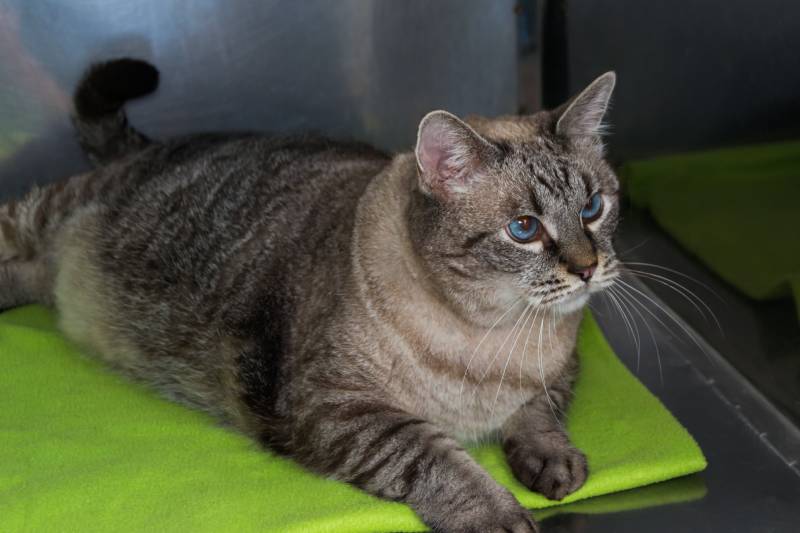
[412,73,619,315]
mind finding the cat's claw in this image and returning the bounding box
[443,510,538,533]
[431,493,539,533]
[507,443,588,501]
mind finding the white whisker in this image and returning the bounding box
[611,284,663,384]
[613,282,681,343]
[618,238,651,256]
[546,307,566,417]
[623,267,724,336]
[519,303,541,389]
[460,296,522,397]
[474,301,532,391]
[538,307,560,426]
[608,287,639,352]
[490,303,536,420]
[616,278,714,364]
[622,261,725,302]
[606,287,641,372]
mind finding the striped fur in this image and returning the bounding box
[0,59,621,532]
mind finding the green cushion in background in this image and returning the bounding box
[0,306,706,532]
[622,140,800,318]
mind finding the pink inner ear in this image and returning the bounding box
[419,122,450,176]
[418,120,469,191]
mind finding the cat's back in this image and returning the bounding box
[98,132,390,239]
[92,132,390,296]
[54,132,390,389]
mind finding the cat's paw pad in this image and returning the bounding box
[506,441,588,501]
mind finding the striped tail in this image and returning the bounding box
[72,58,159,166]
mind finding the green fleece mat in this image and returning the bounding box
[623,140,800,318]
[0,306,706,532]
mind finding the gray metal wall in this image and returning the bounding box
[548,0,800,160]
[0,0,519,200]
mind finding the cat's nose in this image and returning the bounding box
[569,262,597,282]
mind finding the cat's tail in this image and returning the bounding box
[72,58,159,166]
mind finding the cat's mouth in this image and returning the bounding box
[550,291,591,314]
[540,275,617,315]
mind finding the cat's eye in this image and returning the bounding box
[581,193,603,222]
[506,215,542,243]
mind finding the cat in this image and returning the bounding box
[0,58,620,533]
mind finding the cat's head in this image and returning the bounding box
[411,72,619,316]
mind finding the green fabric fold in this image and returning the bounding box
[0,306,706,532]
[622,140,800,318]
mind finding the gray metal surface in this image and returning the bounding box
[0,0,518,201]
[556,0,800,160]
[615,208,800,453]
[583,300,800,532]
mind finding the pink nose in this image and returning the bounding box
[570,263,597,282]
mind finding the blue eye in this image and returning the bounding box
[506,215,541,243]
[581,193,603,222]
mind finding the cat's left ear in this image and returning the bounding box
[555,71,616,141]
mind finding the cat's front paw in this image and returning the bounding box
[505,438,588,501]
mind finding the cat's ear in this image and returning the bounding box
[555,71,616,139]
[415,110,498,199]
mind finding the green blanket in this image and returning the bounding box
[623,140,800,318]
[0,306,706,532]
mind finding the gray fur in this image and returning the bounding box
[0,60,620,533]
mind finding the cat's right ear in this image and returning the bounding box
[415,111,498,200]
[554,72,616,140]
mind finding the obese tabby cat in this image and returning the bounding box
[0,58,620,532]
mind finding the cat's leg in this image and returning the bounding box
[0,261,52,309]
[501,353,587,501]
[0,193,55,309]
[290,399,538,533]
[0,172,107,311]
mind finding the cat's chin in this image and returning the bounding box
[549,292,591,315]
